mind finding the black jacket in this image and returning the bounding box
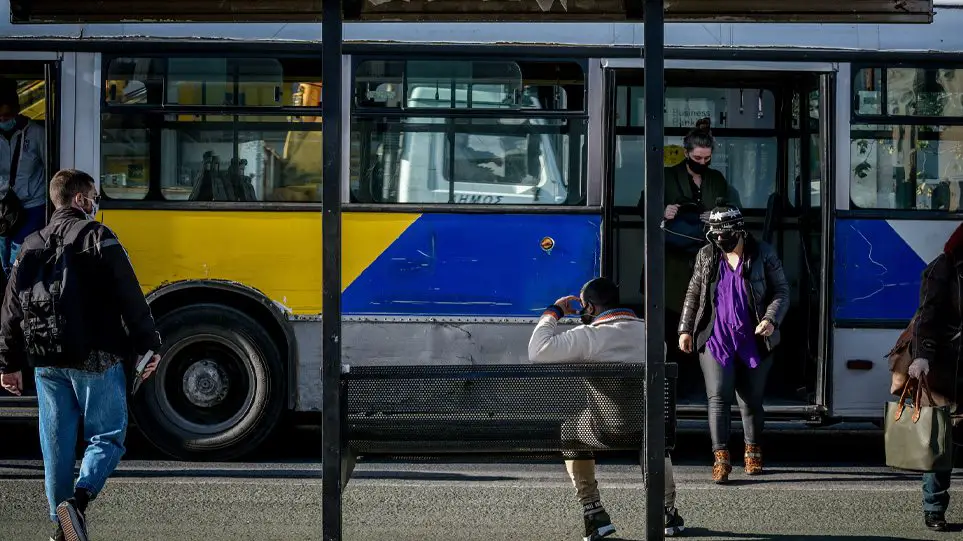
[913,251,963,426]
[0,207,161,372]
[678,234,790,353]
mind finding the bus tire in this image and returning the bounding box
[131,303,285,461]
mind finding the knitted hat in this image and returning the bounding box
[707,198,744,233]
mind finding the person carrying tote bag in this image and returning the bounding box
[888,223,963,532]
[884,378,954,474]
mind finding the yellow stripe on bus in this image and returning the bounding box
[99,209,420,315]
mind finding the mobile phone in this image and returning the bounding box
[131,350,154,395]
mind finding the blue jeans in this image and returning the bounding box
[923,470,952,514]
[34,363,128,522]
[0,204,47,276]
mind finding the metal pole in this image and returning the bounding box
[320,0,344,539]
[642,0,666,540]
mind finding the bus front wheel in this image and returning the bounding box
[131,303,285,461]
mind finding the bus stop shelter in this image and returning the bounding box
[12,1,935,539]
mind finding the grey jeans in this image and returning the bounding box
[699,349,773,451]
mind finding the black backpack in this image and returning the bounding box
[14,220,92,362]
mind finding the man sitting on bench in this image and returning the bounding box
[528,277,686,540]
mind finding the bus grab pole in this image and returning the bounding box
[320,0,344,539]
[643,0,667,539]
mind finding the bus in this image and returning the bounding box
[0,1,958,460]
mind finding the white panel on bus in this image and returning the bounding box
[59,53,77,173]
[59,53,102,182]
[831,327,902,420]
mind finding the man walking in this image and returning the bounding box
[0,169,162,541]
[529,277,686,540]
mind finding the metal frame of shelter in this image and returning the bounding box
[10,1,935,539]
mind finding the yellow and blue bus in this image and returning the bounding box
[0,2,960,460]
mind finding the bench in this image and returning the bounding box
[341,362,678,457]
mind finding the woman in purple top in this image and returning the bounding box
[677,200,790,484]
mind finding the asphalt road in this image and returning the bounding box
[0,421,960,540]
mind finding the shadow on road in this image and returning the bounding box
[352,471,519,482]
[0,467,321,480]
[0,463,520,482]
[610,527,963,540]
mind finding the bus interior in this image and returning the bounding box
[606,67,829,420]
[0,58,57,403]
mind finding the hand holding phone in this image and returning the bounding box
[552,295,581,316]
[131,350,159,395]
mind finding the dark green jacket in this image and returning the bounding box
[637,162,740,312]
[636,162,735,211]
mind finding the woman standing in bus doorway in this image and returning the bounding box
[638,119,742,374]
[677,200,789,483]
[909,223,963,532]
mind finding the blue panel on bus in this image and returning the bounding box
[833,219,928,322]
[342,213,602,317]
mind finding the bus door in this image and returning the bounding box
[0,52,59,408]
[601,59,836,423]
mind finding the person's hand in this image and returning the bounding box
[1,371,22,396]
[553,295,581,316]
[141,354,161,381]
[699,210,711,223]
[664,204,680,220]
[908,358,930,380]
[678,334,693,354]
[754,319,775,337]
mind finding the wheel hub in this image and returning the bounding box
[182,360,230,408]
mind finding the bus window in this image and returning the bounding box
[101,120,149,200]
[101,56,323,203]
[613,85,777,209]
[790,88,821,209]
[351,58,586,205]
[106,57,320,109]
[355,60,530,110]
[851,66,963,211]
[407,61,522,109]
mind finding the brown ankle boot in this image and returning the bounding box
[712,450,731,483]
[744,444,763,475]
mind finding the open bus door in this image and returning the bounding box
[601,59,838,424]
[0,54,59,412]
[814,71,836,421]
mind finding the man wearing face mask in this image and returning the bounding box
[678,200,789,484]
[0,169,161,541]
[0,79,47,277]
[529,277,686,539]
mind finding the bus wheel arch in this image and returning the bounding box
[135,281,295,460]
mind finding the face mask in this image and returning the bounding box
[84,195,100,220]
[0,119,15,132]
[686,157,710,176]
[713,233,740,253]
[579,305,595,325]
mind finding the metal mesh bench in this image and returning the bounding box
[341,362,677,456]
